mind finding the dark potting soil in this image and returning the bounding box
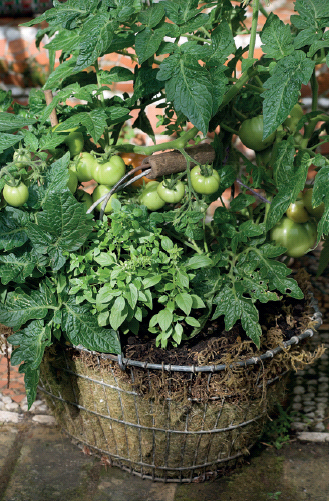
[123,293,310,367]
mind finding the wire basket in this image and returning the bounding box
[38,296,322,483]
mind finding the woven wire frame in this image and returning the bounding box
[38,298,322,483]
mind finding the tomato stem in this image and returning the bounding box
[115,127,199,155]
[220,123,239,135]
[248,0,260,60]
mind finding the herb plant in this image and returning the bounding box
[0,0,329,407]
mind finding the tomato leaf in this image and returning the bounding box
[266,145,309,231]
[0,133,24,153]
[135,26,165,65]
[0,283,56,330]
[99,67,134,85]
[9,320,52,370]
[157,53,213,134]
[206,21,236,67]
[262,51,315,138]
[74,15,117,71]
[162,0,199,25]
[292,0,329,30]
[0,112,36,132]
[44,29,80,53]
[19,364,40,410]
[138,3,165,28]
[0,207,29,252]
[26,191,94,270]
[260,13,294,60]
[132,67,163,104]
[55,110,108,143]
[0,248,39,285]
[62,299,121,354]
[43,59,78,90]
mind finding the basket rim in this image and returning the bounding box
[73,294,322,373]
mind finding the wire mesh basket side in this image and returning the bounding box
[38,346,289,482]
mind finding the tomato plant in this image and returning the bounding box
[1,0,329,410]
[3,182,29,207]
[190,165,220,195]
[93,156,126,186]
[239,115,276,152]
[270,217,317,258]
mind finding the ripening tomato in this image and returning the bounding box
[270,217,317,258]
[190,165,220,195]
[239,115,276,152]
[157,180,185,203]
[67,169,78,193]
[65,131,84,158]
[284,103,304,132]
[92,184,117,213]
[13,150,31,168]
[139,181,166,210]
[302,188,325,220]
[119,152,152,187]
[74,152,97,182]
[3,182,29,207]
[286,199,310,223]
[93,156,126,186]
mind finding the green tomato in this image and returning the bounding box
[93,155,126,186]
[67,169,78,193]
[284,103,304,132]
[286,199,310,223]
[92,184,117,213]
[139,181,166,211]
[239,115,276,152]
[76,190,93,211]
[190,166,220,195]
[294,132,304,146]
[3,182,29,207]
[270,217,317,258]
[13,150,31,168]
[74,152,97,182]
[302,188,325,220]
[64,131,84,158]
[157,180,185,203]
[255,146,273,167]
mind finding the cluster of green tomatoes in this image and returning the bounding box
[1,126,223,215]
[238,105,322,258]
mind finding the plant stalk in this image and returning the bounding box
[248,0,260,60]
[116,127,199,155]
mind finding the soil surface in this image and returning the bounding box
[124,294,310,367]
